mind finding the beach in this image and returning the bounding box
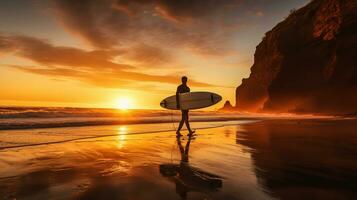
[2,0,357,199]
[1,118,356,200]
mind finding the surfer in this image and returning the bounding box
[176,76,195,136]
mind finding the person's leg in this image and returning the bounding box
[176,111,185,136]
[184,110,195,134]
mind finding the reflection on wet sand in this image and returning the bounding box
[159,135,223,199]
[1,120,356,199]
[237,119,357,200]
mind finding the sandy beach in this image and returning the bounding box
[0,119,356,200]
[1,0,357,199]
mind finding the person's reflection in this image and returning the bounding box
[159,135,222,199]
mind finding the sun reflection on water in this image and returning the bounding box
[117,126,128,149]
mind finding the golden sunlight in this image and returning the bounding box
[115,97,134,110]
[117,126,128,149]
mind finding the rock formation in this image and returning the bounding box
[219,100,234,111]
[235,0,357,115]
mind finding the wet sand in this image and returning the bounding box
[0,119,356,199]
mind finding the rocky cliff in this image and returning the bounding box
[235,0,357,115]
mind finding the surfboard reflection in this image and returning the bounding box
[159,135,223,199]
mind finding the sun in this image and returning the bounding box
[115,97,133,110]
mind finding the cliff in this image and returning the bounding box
[235,0,357,115]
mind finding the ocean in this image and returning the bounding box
[0,106,252,130]
[0,106,258,150]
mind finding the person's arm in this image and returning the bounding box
[176,87,180,109]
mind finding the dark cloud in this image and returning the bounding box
[113,0,155,16]
[53,0,117,49]
[115,0,241,22]
[1,34,216,88]
[50,0,241,56]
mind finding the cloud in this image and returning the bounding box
[10,64,214,88]
[115,0,241,22]
[10,65,131,88]
[1,34,130,70]
[1,34,216,88]
[0,34,16,54]
[53,0,117,49]
[50,0,242,56]
[256,11,264,17]
[122,43,172,66]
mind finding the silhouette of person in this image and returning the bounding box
[176,76,195,136]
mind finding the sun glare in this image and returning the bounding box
[115,97,133,110]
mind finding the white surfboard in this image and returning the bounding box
[160,92,222,110]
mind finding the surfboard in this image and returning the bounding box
[160,92,222,110]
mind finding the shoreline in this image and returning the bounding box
[1,117,355,151]
[0,115,339,131]
[0,116,261,131]
[0,121,255,151]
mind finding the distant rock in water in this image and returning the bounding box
[220,100,234,111]
[235,0,357,115]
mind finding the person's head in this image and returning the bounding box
[181,76,188,84]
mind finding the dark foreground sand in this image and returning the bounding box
[0,119,356,200]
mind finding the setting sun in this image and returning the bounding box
[115,97,133,110]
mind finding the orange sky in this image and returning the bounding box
[0,0,309,109]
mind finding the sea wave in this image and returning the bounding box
[0,107,170,118]
[0,116,256,130]
[0,107,252,130]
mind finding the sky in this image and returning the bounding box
[0,0,309,110]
